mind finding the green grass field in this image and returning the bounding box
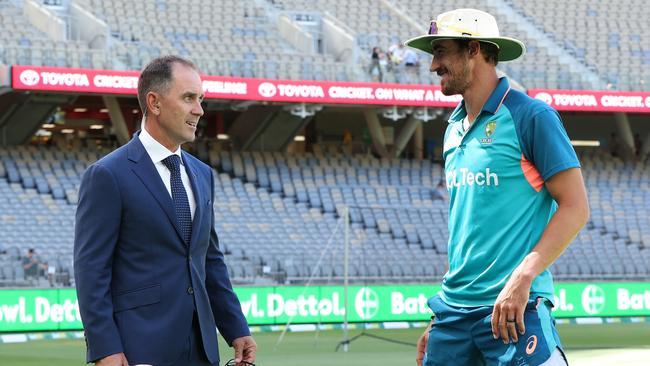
[1,323,649,366]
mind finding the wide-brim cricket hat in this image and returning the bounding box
[405,8,526,62]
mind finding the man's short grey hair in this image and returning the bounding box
[137,55,199,115]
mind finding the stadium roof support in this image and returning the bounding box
[363,109,389,158]
[393,115,420,158]
[101,96,129,145]
[229,106,279,150]
[414,120,423,160]
[364,109,426,159]
[641,132,650,160]
[228,105,313,152]
[613,112,636,160]
[0,93,70,146]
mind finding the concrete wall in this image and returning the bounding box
[322,16,356,62]
[310,108,650,159]
[70,3,108,48]
[277,15,313,53]
[561,112,650,142]
[312,107,449,158]
[24,0,66,41]
[314,109,649,146]
[313,109,367,141]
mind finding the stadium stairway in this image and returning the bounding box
[505,0,650,91]
[390,0,606,90]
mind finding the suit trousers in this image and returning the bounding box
[173,312,218,366]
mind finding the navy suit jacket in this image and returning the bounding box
[74,135,249,364]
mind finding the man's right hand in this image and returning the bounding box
[416,324,431,366]
[96,352,129,366]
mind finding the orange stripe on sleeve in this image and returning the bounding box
[520,154,544,192]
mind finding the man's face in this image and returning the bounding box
[154,63,204,150]
[429,39,471,96]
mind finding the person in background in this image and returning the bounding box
[369,46,384,82]
[22,248,46,279]
[432,180,448,202]
[402,45,420,83]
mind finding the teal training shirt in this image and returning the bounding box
[440,77,580,307]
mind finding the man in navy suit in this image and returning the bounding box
[74,55,256,366]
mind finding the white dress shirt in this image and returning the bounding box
[139,127,196,220]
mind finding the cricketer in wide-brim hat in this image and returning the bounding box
[405,8,526,62]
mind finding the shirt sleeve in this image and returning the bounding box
[518,107,580,181]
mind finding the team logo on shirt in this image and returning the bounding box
[481,120,497,144]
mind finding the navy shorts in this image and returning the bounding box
[424,295,566,366]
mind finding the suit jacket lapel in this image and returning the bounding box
[182,152,204,248]
[127,136,185,243]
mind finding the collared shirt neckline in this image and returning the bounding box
[448,77,511,124]
[139,128,184,165]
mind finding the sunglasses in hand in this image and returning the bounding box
[224,359,256,366]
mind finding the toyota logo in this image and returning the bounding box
[534,92,553,105]
[258,82,277,98]
[19,69,40,86]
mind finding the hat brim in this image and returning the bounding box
[405,35,526,62]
